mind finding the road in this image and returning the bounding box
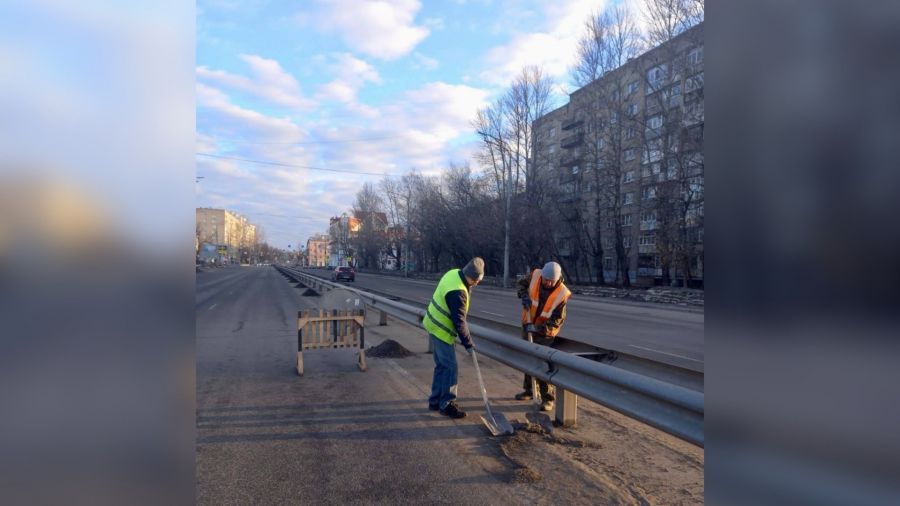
[196,266,703,504]
[305,268,705,371]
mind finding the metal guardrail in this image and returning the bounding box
[276,265,704,447]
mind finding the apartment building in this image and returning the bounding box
[305,233,330,267]
[196,207,257,262]
[532,23,704,287]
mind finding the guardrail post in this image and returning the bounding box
[379,310,388,326]
[555,388,578,427]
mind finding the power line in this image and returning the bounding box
[196,152,395,177]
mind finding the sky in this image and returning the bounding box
[196,0,639,250]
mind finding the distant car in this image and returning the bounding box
[332,266,355,282]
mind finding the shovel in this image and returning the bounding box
[469,349,514,436]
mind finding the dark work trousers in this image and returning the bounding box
[522,326,555,401]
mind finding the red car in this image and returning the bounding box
[332,266,355,282]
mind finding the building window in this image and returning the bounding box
[623,236,632,248]
[665,83,681,108]
[622,214,632,226]
[639,235,656,246]
[688,46,703,66]
[642,185,657,200]
[597,138,605,150]
[627,80,639,95]
[667,159,679,179]
[641,211,657,222]
[625,127,636,140]
[685,72,704,92]
[549,145,556,154]
[643,139,663,164]
[624,192,634,205]
[623,170,634,183]
[647,114,663,131]
[627,103,638,117]
[646,63,668,93]
[684,101,704,125]
[572,165,580,175]
[624,148,636,161]
[604,257,614,270]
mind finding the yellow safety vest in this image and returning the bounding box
[521,269,572,337]
[424,269,469,345]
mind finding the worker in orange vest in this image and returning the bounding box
[515,261,572,411]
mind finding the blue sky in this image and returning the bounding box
[196,0,637,249]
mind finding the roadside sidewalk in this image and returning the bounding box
[362,310,704,505]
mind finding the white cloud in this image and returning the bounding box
[302,0,430,60]
[196,83,304,141]
[315,53,382,103]
[478,0,607,86]
[412,52,439,70]
[196,54,314,110]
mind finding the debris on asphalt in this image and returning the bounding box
[365,339,413,358]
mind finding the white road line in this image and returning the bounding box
[627,344,702,363]
[481,310,504,317]
[208,304,217,310]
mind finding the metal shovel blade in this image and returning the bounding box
[480,411,514,437]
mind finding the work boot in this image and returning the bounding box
[514,391,534,401]
[541,399,554,412]
[439,402,467,419]
[428,403,439,411]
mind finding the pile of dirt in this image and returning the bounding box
[365,339,413,358]
[511,467,542,483]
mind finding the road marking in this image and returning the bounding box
[627,345,702,363]
[208,304,217,310]
[481,310,504,317]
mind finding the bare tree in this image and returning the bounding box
[352,182,387,269]
[568,5,641,286]
[475,66,555,286]
[641,0,704,48]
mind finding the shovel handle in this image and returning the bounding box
[470,350,495,423]
[527,331,540,406]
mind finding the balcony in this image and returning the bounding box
[558,191,581,203]
[560,133,584,149]
[560,154,582,166]
[640,221,658,231]
[561,117,584,130]
[637,267,663,277]
[638,244,656,254]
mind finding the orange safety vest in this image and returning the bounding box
[521,269,572,336]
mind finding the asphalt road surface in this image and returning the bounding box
[306,268,704,372]
[195,266,704,504]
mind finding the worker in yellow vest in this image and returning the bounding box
[424,257,484,418]
[515,261,572,411]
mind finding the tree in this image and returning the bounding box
[640,0,703,48]
[569,5,641,286]
[352,182,387,269]
[475,66,555,286]
[638,0,704,286]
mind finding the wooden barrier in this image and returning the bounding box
[296,309,366,376]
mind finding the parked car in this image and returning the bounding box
[332,266,355,282]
